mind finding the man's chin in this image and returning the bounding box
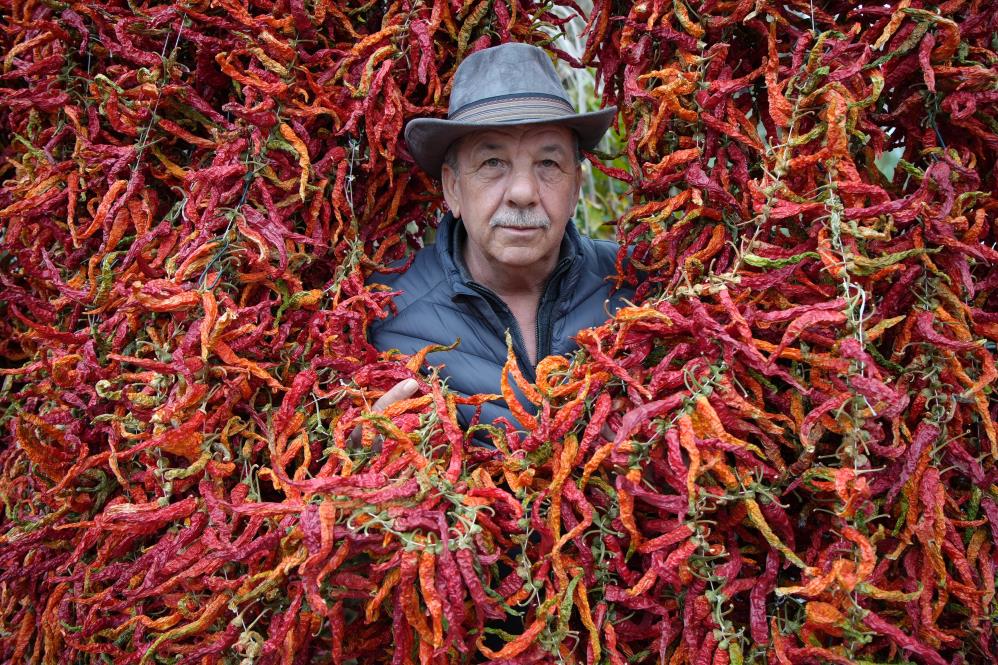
[490,248,550,270]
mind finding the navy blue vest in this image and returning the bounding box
[370,213,632,433]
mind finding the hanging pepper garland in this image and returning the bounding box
[1,0,996,664]
[565,1,998,663]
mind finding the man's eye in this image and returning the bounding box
[482,158,503,168]
[539,159,560,169]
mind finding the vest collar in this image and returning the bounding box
[436,212,584,295]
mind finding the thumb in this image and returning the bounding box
[372,378,420,412]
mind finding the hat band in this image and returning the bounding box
[449,93,576,124]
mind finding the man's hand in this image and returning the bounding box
[349,378,420,448]
[600,422,615,442]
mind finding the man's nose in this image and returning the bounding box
[505,165,540,208]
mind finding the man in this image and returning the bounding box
[368,42,631,432]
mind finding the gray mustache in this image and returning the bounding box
[489,211,551,229]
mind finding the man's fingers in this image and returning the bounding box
[600,422,615,442]
[349,379,420,448]
[371,378,420,413]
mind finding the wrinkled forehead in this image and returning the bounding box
[454,124,577,157]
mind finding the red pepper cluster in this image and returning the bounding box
[549,1,997,663]
[1,0,997,663]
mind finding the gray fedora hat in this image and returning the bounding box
[404,43,617,179]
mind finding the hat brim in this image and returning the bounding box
[404,107,618,179]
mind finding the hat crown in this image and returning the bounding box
[448,43,572,118]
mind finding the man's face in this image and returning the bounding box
[441,124,582,280]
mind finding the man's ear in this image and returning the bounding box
[570,162,583,212]
[441,164,461,219]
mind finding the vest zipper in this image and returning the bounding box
[535,257,571,360]
[466,257,571,382]
[466,283,532,377]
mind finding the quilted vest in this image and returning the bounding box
[369,213,633,434]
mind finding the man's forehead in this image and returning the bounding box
[458,125,575,153]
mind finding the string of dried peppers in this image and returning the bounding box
[1,0,996,663]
